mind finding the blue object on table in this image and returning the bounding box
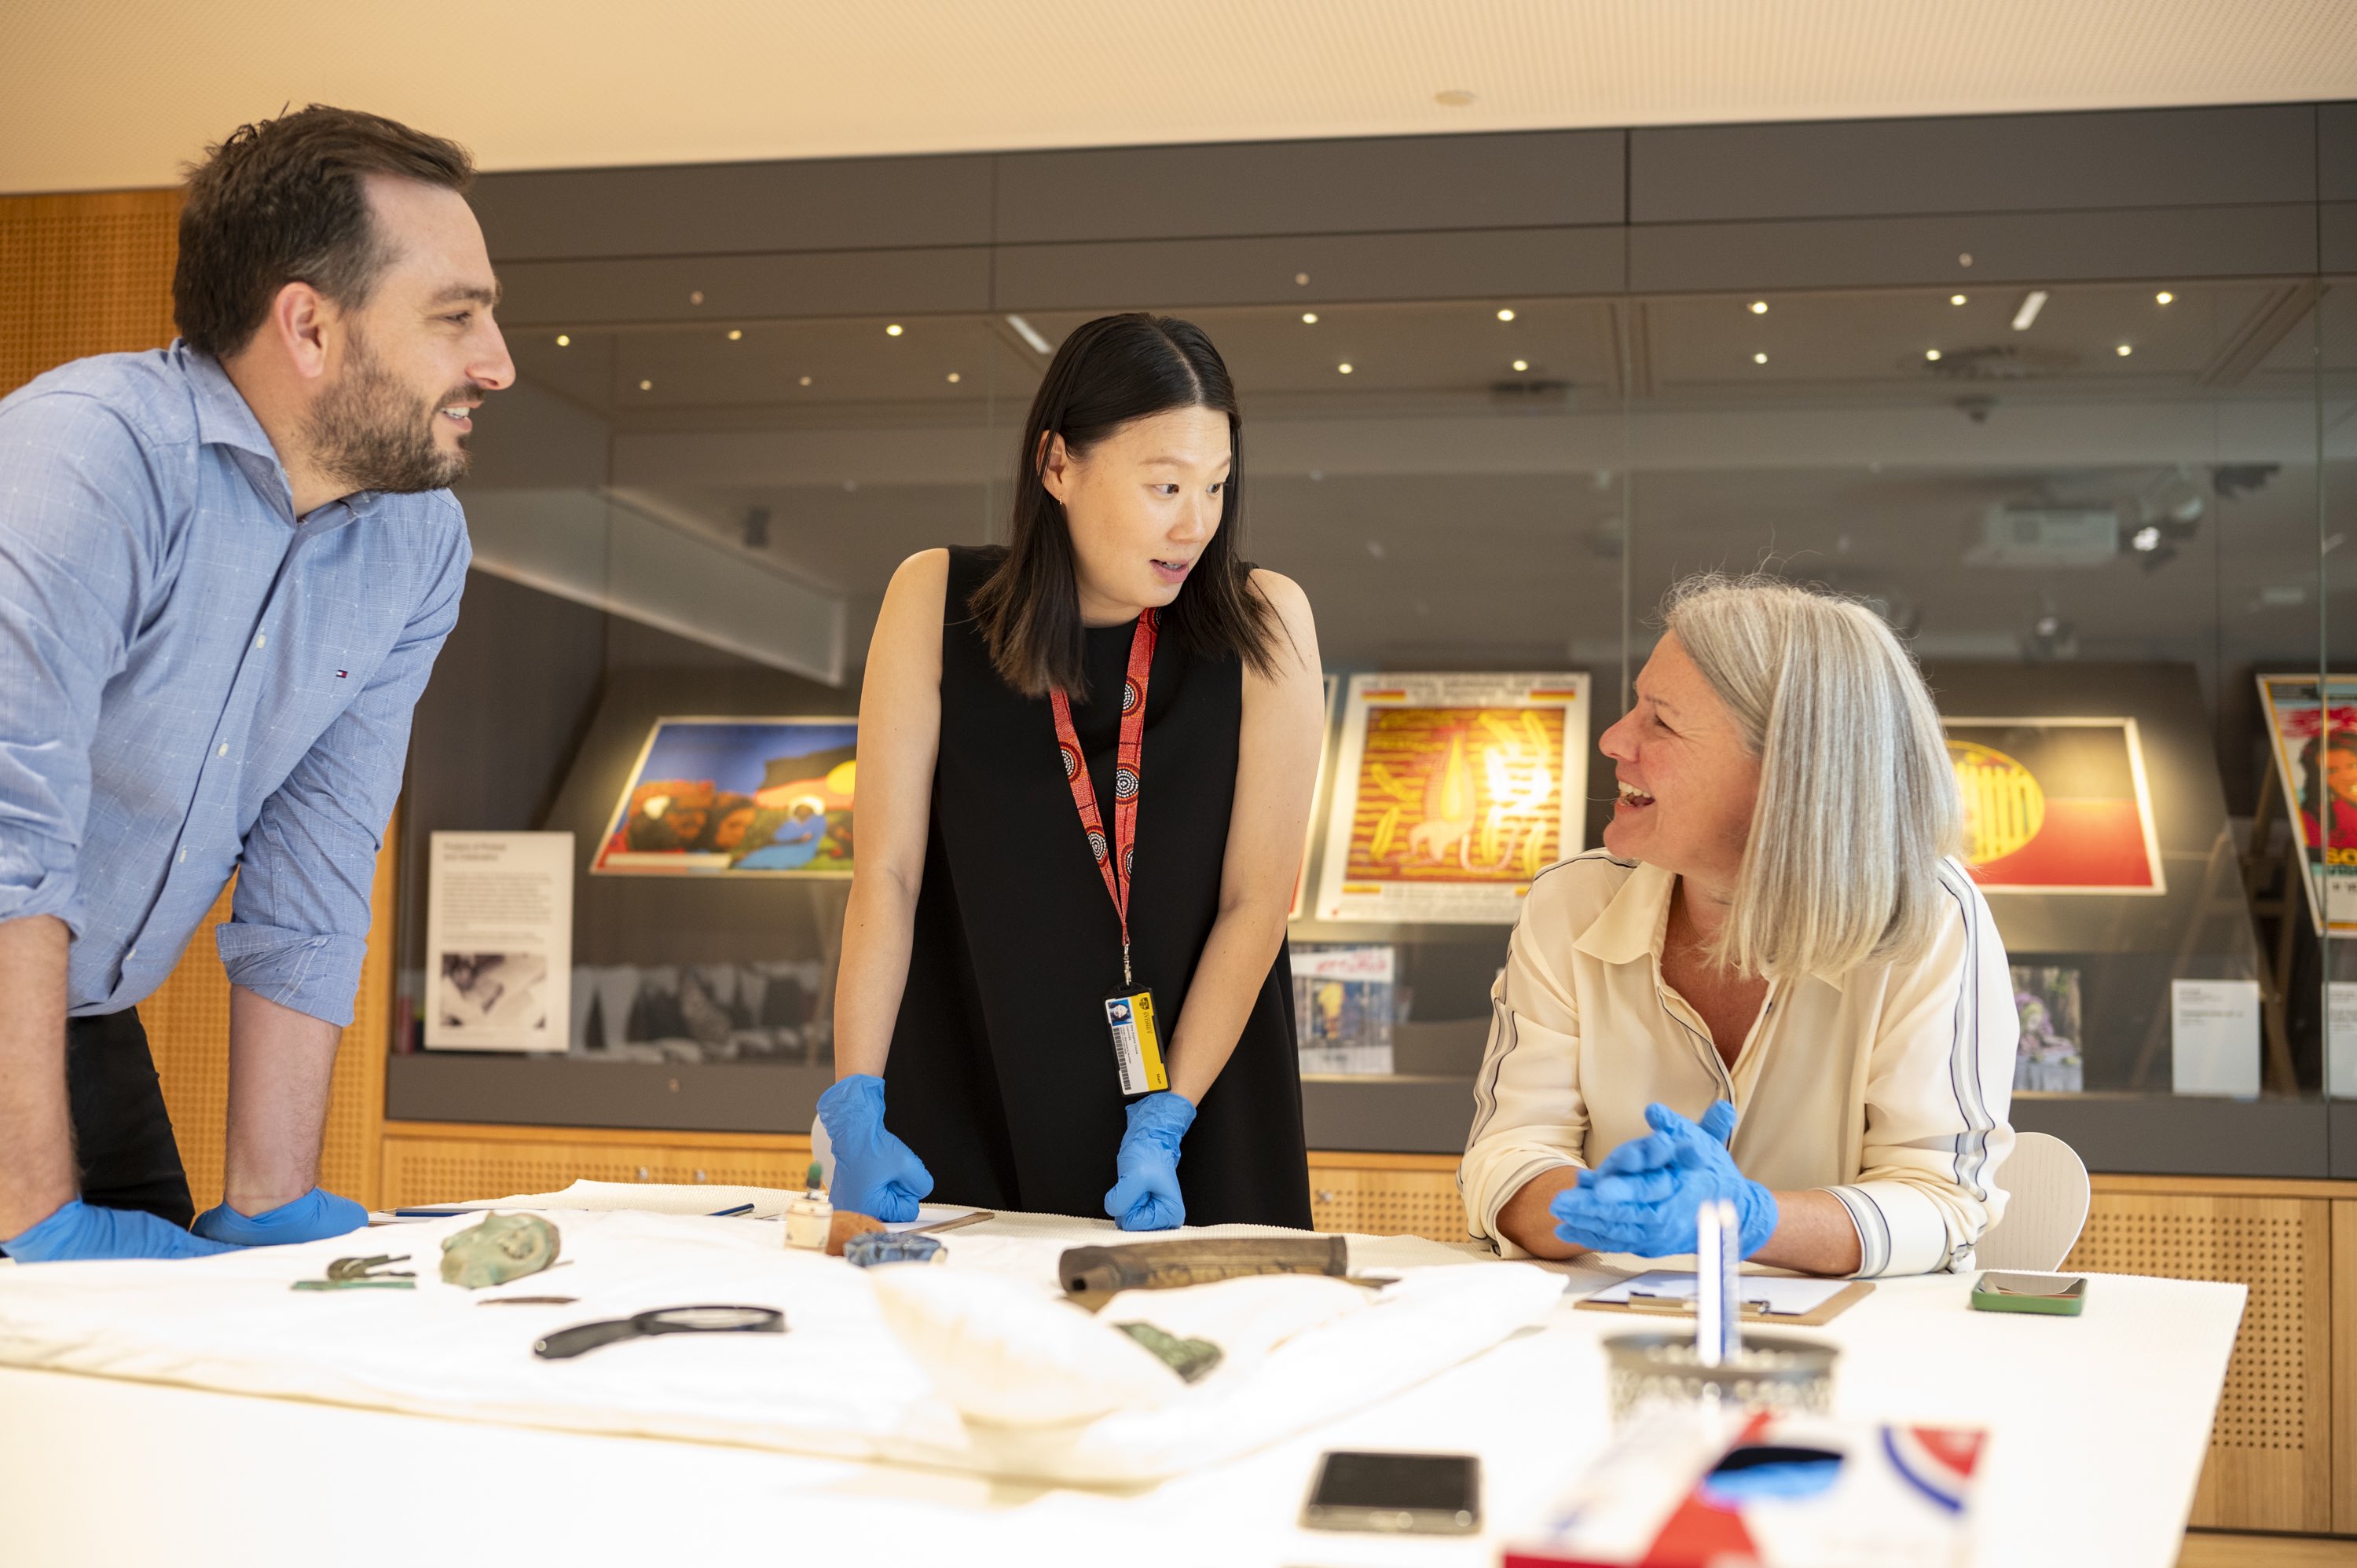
[843,1231,944,1267]
[818,1074,933,1223]
[1104,1090,1196,1232]
[1,1198,235,1262]
[1548,1101,1780,1259]
[192,1188,368,1247]
[706,1203,757,1218]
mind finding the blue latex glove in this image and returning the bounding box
[2,1198,235,1263]
[819,1073,933,1222]
[1104,1091,1195,1232]
[192,1187,367,1247]
[1546,1101,1779,1258]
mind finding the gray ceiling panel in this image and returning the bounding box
[496,247,994,327]
[1631,105,2318,223]
[994,131,1623,243]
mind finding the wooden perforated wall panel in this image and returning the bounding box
[0,189,180,397]
[1307,1152,1467,1243]
[2064,1182,2336,1533]
[380,1123,816,1210]
[141,818,398,1211]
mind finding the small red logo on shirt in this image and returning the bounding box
[335,670,348,678]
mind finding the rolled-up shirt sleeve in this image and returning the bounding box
[0,394,153,937]
[1460,892,1590,1258]
[1823,863,2018,1278]
[220,511,469,1025]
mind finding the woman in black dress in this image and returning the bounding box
[819,313,1323,1229]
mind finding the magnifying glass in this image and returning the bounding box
[533,1304,786,1361]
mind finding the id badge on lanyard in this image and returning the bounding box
[1052,610,1170,1097]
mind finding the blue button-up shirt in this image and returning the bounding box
[0,345,469,1027]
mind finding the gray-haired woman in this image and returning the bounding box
[1461,573,2018,1277]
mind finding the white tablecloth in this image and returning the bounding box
[0,1207,2244,1568]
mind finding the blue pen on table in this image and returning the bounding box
[390,1203,757,1220]
[706,1203,756,1218]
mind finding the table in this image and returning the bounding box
[0,1214,2243,1568]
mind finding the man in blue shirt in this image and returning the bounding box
[0,106,512,1262]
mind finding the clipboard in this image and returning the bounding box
[1574,1277,1874,1328]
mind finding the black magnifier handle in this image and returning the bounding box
[533,1317,641,1361]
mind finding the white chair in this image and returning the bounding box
[1972,1131,2091,1273]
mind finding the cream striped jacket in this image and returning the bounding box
[1459,852,2018,1277]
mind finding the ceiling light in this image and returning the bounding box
[2156,291,2175,305]
[946,372,961,383]
[1434,90,1475,107]
[2132,526,2162,551]
[638,379,653,391]
[1753,352,1768,365]
[1512,359,1529,372]
[2117,343,2133,357]
[1950,294,1968,306]
[2011,290,2048,331]
[1497,308,1516,321]
[798,375,812,387]
[1337,362,1354,375]
[1005,314,1053,354]
[1295,272,1310,286]
[727,329,742,341]
[689,291,705,306]
[1749,301,1768,314]
[1301,312,1318,324]
[554,334,570,346]
[885,324,904,337]
[1925,349,1942,361]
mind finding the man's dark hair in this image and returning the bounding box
[174,105,475,359]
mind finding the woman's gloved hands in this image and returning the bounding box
[819,1073,934,1222]
[192,1188,368,1247]
[2,1198,235,1262]
[1104,1091,1195,1231]
[1547,1101,1779,1259]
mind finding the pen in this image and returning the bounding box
[707,1203,756,1218]
[392,1208,476,1218]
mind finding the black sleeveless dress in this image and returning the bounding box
[882,545,1312,1227]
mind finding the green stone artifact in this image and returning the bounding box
[291,1254,416,1291]
[440,1213,563,1289]
[1114,1321,1223,1383]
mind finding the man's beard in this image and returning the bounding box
[302,329,471,496]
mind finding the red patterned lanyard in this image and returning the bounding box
[1050,609,1159,988]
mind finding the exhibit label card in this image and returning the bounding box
[1314,672,1589,925]
[2331,982,2357,1101]
[2169,979,2260,1098]
[425,832,574,1053]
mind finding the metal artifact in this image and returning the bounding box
[475,1296,581,1307]
[291,1254,416,1291]
[1115,1321,1223,1383]
[440,1212,563,1289]
[1058,1235,1348,1299]
[533,1304,785,1361]
[841,1231,944,1268]
[826,1208,885,1256]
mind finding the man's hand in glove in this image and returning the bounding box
[192,1187,368,1247]
[2,1198,235,1262]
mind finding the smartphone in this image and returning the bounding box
[1300,1450,1481,1535]
[1970,1271,2088,1315]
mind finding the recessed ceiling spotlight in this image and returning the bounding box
[1925,349,1942,361]
[2011,290,2048,331]
[1337,362,1354,375]
[1753,352,1768,365]
[727,328,742,341]
[1434,89,1476,107]
[554,333,571,346]
[1512,359,1530,372]
[1749,301,1769,314]
[689,290,705,306]
[1497,307,1516,321]
[1295,272,1310,286]
[946,372,961,383]
[2155,291,2175,305]
[1301,311,1318,324]
[2117,343,2134,357]
[798,375,812,387]
[885,323,904,337]
[1950,294,1968,306]
[2132,525,2162,551]
[638,379,653,391]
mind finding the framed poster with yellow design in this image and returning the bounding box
[1943,717,2164,896]
[1313,672,1589,924]
[2255,674,2357,934]
[592,716,856,877]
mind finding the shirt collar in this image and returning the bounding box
[1570,858,1846,994]
[181,344,385,526]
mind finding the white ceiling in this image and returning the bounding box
[5,0,2355,195]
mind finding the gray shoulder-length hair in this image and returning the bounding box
[1663,573,1961,980]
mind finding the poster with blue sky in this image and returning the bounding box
[593,717,857,877]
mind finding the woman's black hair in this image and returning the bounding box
[971,312,1280,698]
